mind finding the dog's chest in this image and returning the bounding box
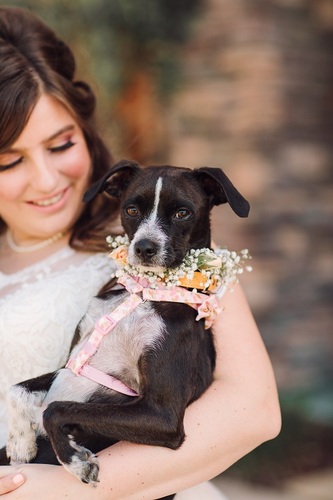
[81,292,165,376]
[45,292,165,404]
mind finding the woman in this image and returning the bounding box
[0,6,281,499]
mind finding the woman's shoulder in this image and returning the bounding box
[0,246,116,298]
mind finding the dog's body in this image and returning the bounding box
[0,161,249,490]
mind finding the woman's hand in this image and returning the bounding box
[0,469,25,495]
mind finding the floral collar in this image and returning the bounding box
[106,234,252,295]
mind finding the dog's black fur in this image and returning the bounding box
[0,160,249,498]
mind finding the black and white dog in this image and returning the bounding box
[0,160,249,490]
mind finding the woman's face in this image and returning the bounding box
[0,94,91,244]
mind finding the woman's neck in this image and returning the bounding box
[0,231,70,274]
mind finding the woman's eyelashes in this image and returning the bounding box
[0,140,76,172]
[0,157,23,172]
[48,139,76,153]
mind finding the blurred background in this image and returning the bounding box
[2,0,332,497]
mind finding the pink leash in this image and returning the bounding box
[66,274,221,396]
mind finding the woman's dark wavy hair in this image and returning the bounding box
[0,6,120,251]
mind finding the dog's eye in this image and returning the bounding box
[174,208,191,220]
[126,206,139,217]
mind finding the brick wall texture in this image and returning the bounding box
[167,0,333,421]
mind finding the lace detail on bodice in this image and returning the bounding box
[0,247,116,446]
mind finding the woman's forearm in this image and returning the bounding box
[93,284,281,498]
[0,378,279,500]
[96,381,280,499]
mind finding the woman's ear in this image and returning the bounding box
[193,167,250,217]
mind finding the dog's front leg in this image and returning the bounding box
[6,371,57,464]
[43,401,101,484]
[42,396,186,484]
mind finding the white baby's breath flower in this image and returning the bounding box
[105,234,252,293]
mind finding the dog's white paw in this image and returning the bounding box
[7,428,38,464]
[6,386,45,463]
[61,445,100,485]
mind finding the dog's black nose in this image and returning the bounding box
[135,239,158,260]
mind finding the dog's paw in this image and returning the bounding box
[61,446,100,485]
[6,386,42,463]
[6,425,38,464]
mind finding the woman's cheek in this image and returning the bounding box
[0,174,26,202]
[59,143,91,180]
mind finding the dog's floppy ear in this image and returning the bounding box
[193,167,250,217]
[83,159,141,203]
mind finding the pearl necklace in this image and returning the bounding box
[6,230,65,253]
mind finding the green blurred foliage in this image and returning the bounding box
[1,0,203,157]
[2,0,203,100]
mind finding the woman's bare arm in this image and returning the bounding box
[0,283,281,499]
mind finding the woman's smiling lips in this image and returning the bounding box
[26,187,70,211]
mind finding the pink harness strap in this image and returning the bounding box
[80,364,139,396]
[66,292,142,396]
[66,274,221,396]
[66,294,142,376]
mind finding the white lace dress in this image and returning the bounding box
[0,246,115,447]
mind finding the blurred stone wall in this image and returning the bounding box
[167,0,333,422]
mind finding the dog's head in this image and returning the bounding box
[84,159,249,269]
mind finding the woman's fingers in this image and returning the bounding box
[0,473,25,495]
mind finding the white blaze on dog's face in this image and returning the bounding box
[120,167,211,269]
[127,177,167,269]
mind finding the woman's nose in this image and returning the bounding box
[29,151,59,191]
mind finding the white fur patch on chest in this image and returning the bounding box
[45,293,165,404]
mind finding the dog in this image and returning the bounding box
[0,160,249,493]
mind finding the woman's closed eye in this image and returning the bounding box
[0,140,76,172]
[48,139,76,153]
[0,156,23,172]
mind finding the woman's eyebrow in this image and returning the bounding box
[2,125,76,154]
[46,124,75,142]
